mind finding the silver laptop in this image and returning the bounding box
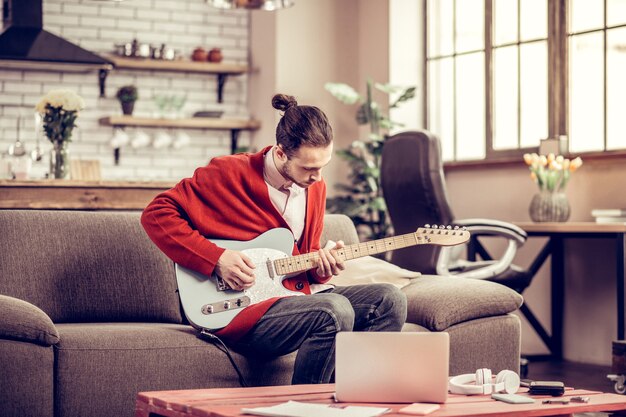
[335,332,449,404]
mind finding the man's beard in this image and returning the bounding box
[279,160,311,188]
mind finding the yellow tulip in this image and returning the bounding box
[549,160,562,170]
[523,153,532,165]
[562,159,570,170]
[570,156,583,171]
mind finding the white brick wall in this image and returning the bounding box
[0,0,251,181]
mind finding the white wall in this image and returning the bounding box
[0,0,250,181]
[249,0,363,195]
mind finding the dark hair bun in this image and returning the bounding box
[272,94,298,111]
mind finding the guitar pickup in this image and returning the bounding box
[201,296,251,315]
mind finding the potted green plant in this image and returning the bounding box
[325,79,415,240]
[116,85,138,116]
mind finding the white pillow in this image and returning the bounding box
[329,256,421,288]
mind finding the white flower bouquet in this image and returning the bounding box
[35,89,85,143]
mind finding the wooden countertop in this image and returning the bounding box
[0,179,175,210]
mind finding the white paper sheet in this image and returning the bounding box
[241,401,390,417]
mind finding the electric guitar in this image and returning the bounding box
[176,225,470,331]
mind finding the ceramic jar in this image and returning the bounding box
[208,48,223,63]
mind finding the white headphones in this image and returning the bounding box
[449,369,520,395]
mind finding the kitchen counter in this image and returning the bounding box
[0,180,175,210]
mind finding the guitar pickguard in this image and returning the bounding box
[175,228,300,331]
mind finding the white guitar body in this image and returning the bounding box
[176,228,303,331]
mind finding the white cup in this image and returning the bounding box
[109,128,130,148]
[153,131,172,149]
[130,130,151,149]
[11,156,32,180]
[172,131,191,149]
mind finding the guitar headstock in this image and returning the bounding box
[414,224,470,246]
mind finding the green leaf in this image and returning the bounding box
[324,82,362,104]
[374,82,403,95]
[390,87,417,108]
[370,196,387,211]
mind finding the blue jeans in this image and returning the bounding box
[230,283,407,384]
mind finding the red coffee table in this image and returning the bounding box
[135,383,626,417]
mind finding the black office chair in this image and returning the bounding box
[381,130,547,374]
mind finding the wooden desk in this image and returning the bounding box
[0,179,174,210]
[134,383,626,417]
[513,222,626,360]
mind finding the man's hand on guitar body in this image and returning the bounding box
[316,240,345,278]
[215,249,256,291]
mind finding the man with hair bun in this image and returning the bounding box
[142,93,407,384]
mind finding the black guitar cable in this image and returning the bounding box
[198,330,249,387]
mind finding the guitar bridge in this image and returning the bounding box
[215,276,230,292]
[201,296,251,315]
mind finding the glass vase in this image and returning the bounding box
[49,141,70,179]
[529,190,570,222]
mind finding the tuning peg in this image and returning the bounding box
[446,225,451,229]
[431,224,437,229]
[462,227,467,231]
[425,224,431,228]
[454,226,459,230]
[439,225,445,229]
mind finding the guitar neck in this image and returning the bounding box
[273,232,425,276]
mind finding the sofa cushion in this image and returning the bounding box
[402,276,523,331]
[0,295,59,346]
[0,211,181,324]
[329,255,421,288]
[54,323,294,417]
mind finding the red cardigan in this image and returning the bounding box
[141,146,329,341]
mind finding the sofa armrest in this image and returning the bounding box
[0,295,59,346]
[401,276,523,331]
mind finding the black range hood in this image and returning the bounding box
[0,0,112,69]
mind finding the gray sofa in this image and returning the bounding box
[0,210,522,417]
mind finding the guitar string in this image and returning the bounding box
[272,229,467,275]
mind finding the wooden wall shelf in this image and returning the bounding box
[104,55,247,74]
[99,115,260,131]
[99,116,260,157]
[99,55,249,102]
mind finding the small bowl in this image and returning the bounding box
[192,111,224,118]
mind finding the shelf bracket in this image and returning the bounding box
[99,69,110,98]
[217,73,228,103]
[230,129,241,154]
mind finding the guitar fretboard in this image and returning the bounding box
[273,232,428,275]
